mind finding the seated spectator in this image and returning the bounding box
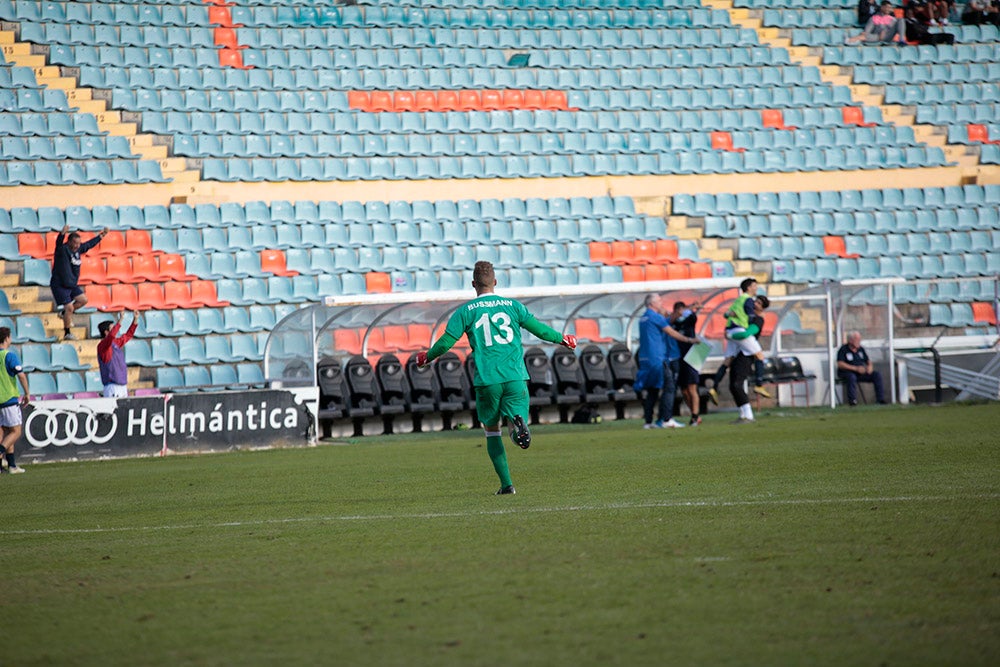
[858,0,879,24]
[910,0,951,25]
[905,3,957,42]
[962,0,1000,25]
[836,332,888,406]
[846,1,908,43]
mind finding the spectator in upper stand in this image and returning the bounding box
[858,0,879,24]
[905,2,957,42]
[910,0,953,25]
[846,1,908,43]
[962,0,1000,25]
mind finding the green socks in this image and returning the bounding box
[486,434,512,488]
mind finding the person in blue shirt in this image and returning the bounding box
[0,327,31,474]
[635,294,698,429]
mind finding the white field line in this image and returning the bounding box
[2,493,998,537]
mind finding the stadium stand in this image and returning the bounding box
[0,0,996,406]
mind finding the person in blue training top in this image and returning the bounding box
[635,293,699,429]
[836,331,888,405]
[0,327,31,474]
[50,224,109,340]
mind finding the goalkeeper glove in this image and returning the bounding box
[415,351,429,368]
[561,334,577,350]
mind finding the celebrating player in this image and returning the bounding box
[415,261,577,496]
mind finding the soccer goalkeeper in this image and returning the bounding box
[416,261,577,496]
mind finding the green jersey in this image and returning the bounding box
[428,294,563,387]
[725,293,752,330]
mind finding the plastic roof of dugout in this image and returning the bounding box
[264,277,743,386]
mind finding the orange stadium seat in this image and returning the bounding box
[543,90,569,110]
[631,239,657,264]
[711,131,745,152]
[392,90,416,112]
[621,265,645,282]
[92,231,125,257]
[967,124,1000,144]
[501,89,525,110]
[109,284,140,311]
[348,91,371,111]
[105,256,140,283]
[688,262,712,279]
[131,255,163,282]
[414,90,438,112]
[589,242,612,264]
[189,280,227,307]
[654,239,679,261]
[822,236,858,258]
[522,89,545,110]
[972,302,997,325]
[157,254,193,282]
[762,109,795,131]
[85,285,111,311]
[333,328,362,354]
[406,324,433,349]
[260,249,297,277]
[666,264,690,280]
[137,281,167,310]
[366,272,392,293]
[381,325,410,352]
[574,318,610,343]
[77,255,106,285]
[124,230,154,256]
[208,6,237,27]
[369,91,393,113]
[481,89,502,111]
[644,264,669,281]
[458,90,482,111]
[608,240,634,265]
[437,90,460,111]
[218,48,250,69]
[842,106,875,128]
[17,233,48,259]
[213,27,244,50]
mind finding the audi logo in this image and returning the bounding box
[24,407,117,448]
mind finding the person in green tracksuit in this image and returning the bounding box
[415,261,577,496]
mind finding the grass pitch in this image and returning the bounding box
[2,403,998,667]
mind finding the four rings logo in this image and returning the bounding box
[24,407,118,448]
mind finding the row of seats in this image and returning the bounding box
[884,83,1000,106]
[928,303,998,329]
[0,195,639,231]
[673,184,1000,217]
[49,44,790,70]
[771,253,1000,283]
[86,305,298,339]
[947,124,1000,145]
[733,0,868,7]
[889,279,999,305]
[0,159,168,186]
[822,43,1000,66]
[28,365,263,398]
[0,87,75,112]
[762,8,855,26]
[0,112,105,137]
[915,103,1000,125]
[219,26,759,50]
[1,0,709,25]
[81,63,819,93]
[139,107,886,136]
[110,84,853,113]
[0,135,138,160]
[703,209,1000,238]
[854,63,1000,86]
[194,147,950,182]
[170,127,920,160]
[21,22,761,50]
[739,231,1000,261]
[793,24,999,46]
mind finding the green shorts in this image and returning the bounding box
[474,381,529,429]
